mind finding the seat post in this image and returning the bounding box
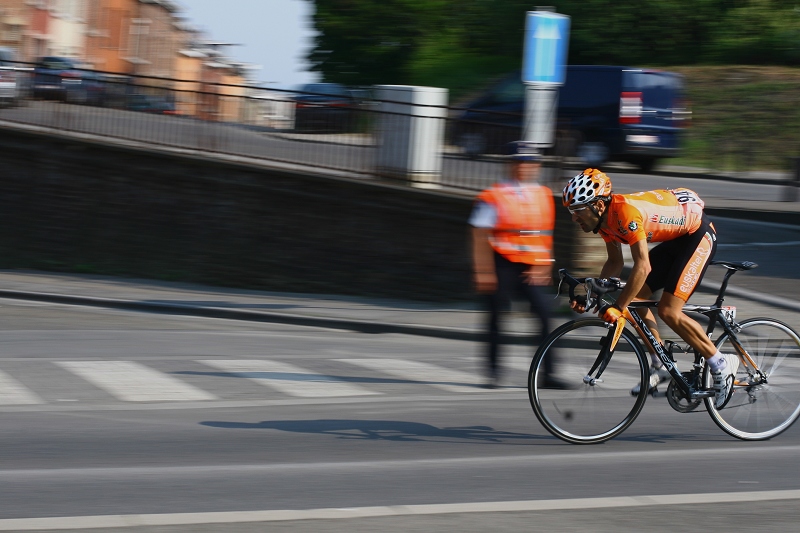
[713,268,736,309]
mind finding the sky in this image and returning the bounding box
[176,0,319,89]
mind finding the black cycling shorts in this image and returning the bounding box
[645,214,717,302]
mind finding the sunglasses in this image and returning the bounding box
[568,205,591,215]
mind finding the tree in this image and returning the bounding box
[306,0,450,86]
[305,0,800,96]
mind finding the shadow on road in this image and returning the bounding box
[200,418,548,443]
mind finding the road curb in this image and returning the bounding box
[0,289,502,342]
[0,281,796,344]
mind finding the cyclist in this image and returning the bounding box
[562,169,738,407]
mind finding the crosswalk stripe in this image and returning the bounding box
[0,370,44,405]
[55,361,218,402]
[199,360,378,397]
[337,358,488,392]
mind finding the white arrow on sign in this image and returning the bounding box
[533,17,561,80]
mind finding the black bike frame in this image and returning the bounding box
[621,266,748,398]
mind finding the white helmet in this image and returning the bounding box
[562,168,613,208]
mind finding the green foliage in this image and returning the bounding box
[709,0,800,65]
[669,66,800,171]
[307,0,452,86]
[306,0,800,96]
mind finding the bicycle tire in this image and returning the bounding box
[706,317,800,440]
[529,318,650,444]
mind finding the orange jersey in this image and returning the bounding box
[599,188,705,245]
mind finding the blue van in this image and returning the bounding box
[449,66,691,173]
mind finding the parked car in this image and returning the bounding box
[449,66,691,172]
[0,47,21,107]
[127,94,178,115]
[291,82,360,132]
[32,56,104,104]
[95,74,133,109]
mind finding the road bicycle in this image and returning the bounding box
[528,260,800,444]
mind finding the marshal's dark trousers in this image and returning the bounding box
[484,252,553,381]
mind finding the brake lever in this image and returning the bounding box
[583,278,598,311]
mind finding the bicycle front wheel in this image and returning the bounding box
[529,318,650,444]
[707,318,800,440]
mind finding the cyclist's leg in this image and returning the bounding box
[654,217,735,406]
[657,292,717,358]
[654,217,718,360]
[640,240,682,362]
[632,285,663,364]
[628,238,691,394]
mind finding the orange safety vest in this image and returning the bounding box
[477,183,555,265]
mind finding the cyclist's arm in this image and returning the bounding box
[615,238,651,309]
[600,241,624,278]
[572,240,625,313]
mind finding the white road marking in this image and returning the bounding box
[0,369,44,405]
[337,358,489,392]
[1,490,799,529]
[200,359,377,397]
[56,361,217,402]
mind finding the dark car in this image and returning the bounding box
[291,82,360,132]
[0,47,22,107]
[127,94,177,115]
[449,66,691,172]
[32,56,105,104]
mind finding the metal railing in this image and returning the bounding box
[0,65,586,192]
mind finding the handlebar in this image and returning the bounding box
[557,269,626,312]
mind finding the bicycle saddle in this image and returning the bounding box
[710,260,758,271]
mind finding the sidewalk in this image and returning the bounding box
[0,266,797,344]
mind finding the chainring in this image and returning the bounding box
[666,373,702,413]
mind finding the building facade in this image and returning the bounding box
[0,0,254,119]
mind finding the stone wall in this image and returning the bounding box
[0,127,605,301]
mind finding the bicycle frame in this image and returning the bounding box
[570,262,767,399]
[623,304,711,399]
[615,264,764,398]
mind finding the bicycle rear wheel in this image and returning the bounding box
[529,318,649,444]
[707,318,800,440]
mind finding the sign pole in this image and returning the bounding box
[521,10,570,148]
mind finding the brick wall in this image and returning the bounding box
[0,128,605,301]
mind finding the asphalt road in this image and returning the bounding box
[707,216,800,286]
[607,167,791,203]
[1,296,799,532]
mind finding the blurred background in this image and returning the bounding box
[1,0,799,299]
[1,0,799,174]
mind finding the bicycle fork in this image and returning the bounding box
[583,317,628,386]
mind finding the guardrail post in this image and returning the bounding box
[782,157,800,202]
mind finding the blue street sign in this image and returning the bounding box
[522,11,570,85]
